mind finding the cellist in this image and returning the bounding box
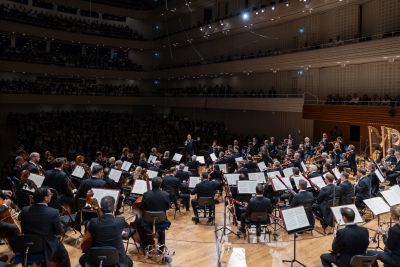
[0,188,20,246]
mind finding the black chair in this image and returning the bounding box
[193,197,215,225]
[11,235,45,267]
[244,212,271,243]
[86,247,119,267]
[350,254,377,267]
[122,228,141,254]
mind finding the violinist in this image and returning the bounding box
[332,143,342,165]
[337,172,354,205]
[22,152,42,175]
[176,164,190,183]
[304,137,314,159]
[308,165,321,178]
[161,168,181,209]
[191,172,219,223]
[290,179,315,227]
[161,151,173,171]
[339,144,357,175]
[76,165,106,199]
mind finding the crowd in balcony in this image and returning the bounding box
[325,93,400,106]
[0,35,143,71]
[0,79,140,96]
[82,0,164,10]
[0,4,144,40]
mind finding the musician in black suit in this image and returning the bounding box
[80,196,133,267]
[368,204,400,267]
[0,189,20,246]
[355,168,372,208]
[313,173,341,229]
[191,172,219,223]
[385,148,397,164]
[22,152,41,174]
[175,164,190,182]
[76,165,107,198]
[18,187,71,267]
[43,158,74,206]
[161,151,172,171]
[387,151,400,186]
[337,172,354,205]
[12,156,24,179]
[139,177,171,247]
[367,162,380,197]
[290,179,315,227]
[291,153,304,172]
[239,184,272,234]
[307,165,321,178]
[184,134,199,156]
[162,168,181,206]
[339,144,357,175]
[320,207,369,267]
[187,155,200,175]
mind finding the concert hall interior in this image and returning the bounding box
[0,0,400,267]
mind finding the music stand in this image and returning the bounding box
[214,195,240,242]
[281,206,312,267]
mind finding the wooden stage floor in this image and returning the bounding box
[1,199,387,267]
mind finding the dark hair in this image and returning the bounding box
[213,165,220,171]
[298,179,308,189]
[201,172,209,180]
[340,207,355,222]
[103,167,110,176]
[293,167,300,175]
[358,168,367,175]
[256,184,264,195]
[341,172,349,179]
[325,173,335,183]
[92,165,103,175]
[100,196,115,213]
[152,177,163,189]
[53,157,64,168]
[239,173,248,181]
[33,186,50,203]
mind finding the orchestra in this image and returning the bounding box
[0,131,399,267]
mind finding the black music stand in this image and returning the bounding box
[282,232,308,267]
[215,195,240,241]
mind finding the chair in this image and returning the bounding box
[122,228,141,255]
[193,197,215,225]
[350,255,377,267]
[11,235,45,267]
[86,247,119,267]
[244,212,271,243]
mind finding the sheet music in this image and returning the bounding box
[225,174,240,186]
[148,155,157,164]
[293,176,311,188]
[267,171,281,179]
[147,169,158,179]
[363,197,391,215]
[309,176,326,189]
[108,169,122,183]
[257,162,267,171]
[172,153,183,162]
[331,204,363,225]
[90,162,99,170]
[131,179,151,195]
[121,161,132,172]
[281,177,293,189]
[91,188,120,209]
[237,180,258,194]
[271,178,287,191]
[183,166,189,172]
[333,168,341,179]
[374,169,385,183]
[28,173,45,187]
[380,190,400,206]
[217,164,228,173]
[300,161,307,172]
[210,153,217,162]
[235,157,244,163]
[189,176,201,188]
[196,156,205,164]
[248,172,266,184]
[282,167,293,178]
[71,165,85,178]
[281,206,310,232]
[391,185,400,195]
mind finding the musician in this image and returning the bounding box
[208,140,220,156]
[43,157,74,207]
[191,172,219,223]
[337,172,354,205]
[18,187,71,267]
[120,147,129,162]
[239,184,272,235]
[313,173,340,230]
[354,168,371,208]
[94,151,105,167]
[113,160,123,170]
[162,168,181,207]
[149,161,162,176]
[339,144,357,175]
[139,176,171,248]
[307,165,321,178]
[187,155,200,175]
[76,165,107,198]
[176,164,190,182]
[387,151,400,186]
[12,156,24,179]
[368,204,400,267]
[320,207,369,267]
[367,163,380,197]
[231,174,251,219]
[291,153,304,172]
[184,134,199,156]
[0,190,20,246]
[138,153,147,168]
[385,148,397,164]
[22,152,41,174]
[290,179,315,227]
[80,196,133,267]
[304,137,314,159]
[321,132,330,152]
[161,151,172,171]
[332,143,342,165]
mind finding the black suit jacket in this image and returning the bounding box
[317,184,340,226]
[337,180,354,205]
[290,190,315,226]
[43,169,73,199]
[191,180,218,198]
[162,175,181,196]
[12,165,23,179]
[22,162,39,174]
[355,176,371,202]
[385,224,400,256]
[245,196,272,218]
[385,155,397,164]
[175,170,190,182]
[87,214,128,266]
[18,204,64,264]
[332,224,369,267]
[140,188,170,212]
[307,171,321,178]
[77,177,107,198]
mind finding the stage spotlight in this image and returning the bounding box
[271,5,275,10]
[242,12,249,20]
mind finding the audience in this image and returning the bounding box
[325,93,400,106]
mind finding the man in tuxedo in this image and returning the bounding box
[43,158,74,207]
[191,172,219,223]
[368,204,400,267]
[76,165,107,198]
[187,155,200,175]
[355,168,372,208]
[385,148,397,164]
[12,156,24,179]
[387,151,400,185]
[320,207,369,267]
[239,184,272,234]
[18,187,71,267]
[337,172,354,205]
[307,165,321,178]
[22,152,41,174]
[175,164,190,182]
[367,162,380,197]
[139,177,171,248]
[290,179,315,227]
[291,153,304,172]
[341,144,357,175]
[80,196,133,267]
[162,168,182,208]
[184,134,199,156]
